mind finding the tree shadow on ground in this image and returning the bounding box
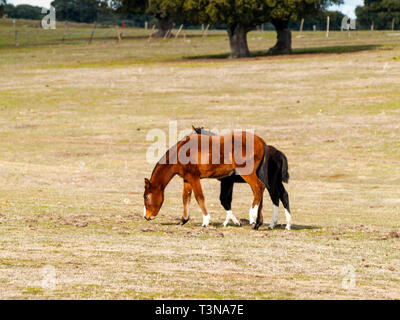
[239,219,321,231]
[160,219,320,230]
[185,44,382,60]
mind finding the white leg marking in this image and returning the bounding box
[285,208,292,230]
[230,211,240,226]
[249,205,258,224]
[223,210,240,227]
[143,206,146,218]
[202,214,210,227]
[269,205,279,229]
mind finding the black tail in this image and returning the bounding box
[279,150,289,183]
[256,143,269,189]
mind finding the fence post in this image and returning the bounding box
[300,18,304,33]
[202,24,210,39]
[15,30,19,46]
[62,22,67,42]
[147,24,156,42]
[326,16,330,38]
[163,29,171,40]
[392,18,395,31]
[88,22,97,44]
[313,25,316,32]
[371,21,374,31]
[116,26,122,43]
[174,24,184,40]
[145,21,148,30]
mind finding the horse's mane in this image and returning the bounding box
[192,126,216,137]
[150,127,199,179]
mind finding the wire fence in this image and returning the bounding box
[1,16,399,48]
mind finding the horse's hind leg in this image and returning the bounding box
[220,178,240,227]
[180,180,192,225]
[188,177,210,227]
[240,173,265,230]
[279,183,291,230]
[268,190,280,230]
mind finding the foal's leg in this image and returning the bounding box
[279,182,291,230]
[220,178,240,227]
[240,173,265,230]
[267,187,280,229]
[189,177,210,227]
[180,180,192,225]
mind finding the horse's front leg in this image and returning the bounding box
[180,180,192,225]
[220,178,240,227]
[188,177,210,227]
[241,173,265,230]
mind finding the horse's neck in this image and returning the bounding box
[150,163,176,190]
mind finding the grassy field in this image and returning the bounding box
[0,27,400,299]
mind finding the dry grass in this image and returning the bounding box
[0,30,399,299]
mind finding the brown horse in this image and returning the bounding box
[144,131,268,230]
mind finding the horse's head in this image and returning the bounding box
[143,178,164,221]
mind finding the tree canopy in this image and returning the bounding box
[145,1,343,57]
[0,0,6,17]
[356,0,400,30]
[111,0,147,14]
[3,3,43,20]
[51,0,106,23]
[264,0,342,54]
[182,0,272,57]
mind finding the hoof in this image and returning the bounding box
[285,225,291,231]
[268,224,275,230]
[179,218,189,226]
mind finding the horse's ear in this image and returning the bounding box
[144,178,151,189]
[192,125,201,134]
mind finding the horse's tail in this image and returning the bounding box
[279,150,289,183]
[256,143,269,189]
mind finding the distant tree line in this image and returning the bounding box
[289,10,345,31]
[1,0,6,17]
[2,2,43,20]
[356,0,400,30]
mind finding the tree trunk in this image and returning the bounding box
[268,20,292,55]
[153,14,173,38]
[227,24,251,58]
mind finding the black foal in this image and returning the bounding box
[192,126,292,230]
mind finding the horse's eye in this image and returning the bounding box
[144,195,149,201]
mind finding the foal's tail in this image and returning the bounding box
[279,150,289,183]
[256,145,289,188]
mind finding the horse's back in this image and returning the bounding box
[176,132,266,178]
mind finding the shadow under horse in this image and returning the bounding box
[192,126,292,230]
